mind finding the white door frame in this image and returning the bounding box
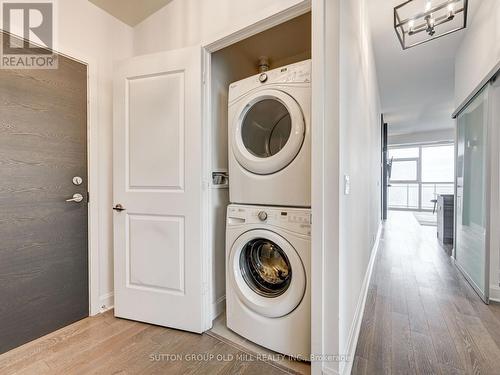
[199,0,322,354]
[45,45,101,316]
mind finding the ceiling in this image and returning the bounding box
[88,0,173,26]
[367,0,480,136]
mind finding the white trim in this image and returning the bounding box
[341,224,382,375]
[201,48,213,331]
[490,285,500,303]
[322,367,340,375]
[87,58,101,317]
[311,0,326,373]
[311,0,326,375]
[311,0,341,374]
[99,292,114,313]
[211,296,226,321]
[201,0,312,331]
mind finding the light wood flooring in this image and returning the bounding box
[4,210,500,375]
[0,310,291,374]
[353,211,500,375]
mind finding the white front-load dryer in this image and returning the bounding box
[228,60,311,207]
[226,204,311,359]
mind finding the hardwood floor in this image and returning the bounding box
[4,210,500,374]
[0,311,289,374]
[353,211,500,375]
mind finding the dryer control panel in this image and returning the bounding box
[228,59,311,103]
[227,205,311,236]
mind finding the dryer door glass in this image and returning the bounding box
[239,238,292,298]
[232,89,305,175]
[241,99,292,158]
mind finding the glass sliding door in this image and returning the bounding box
[455,85,490,302]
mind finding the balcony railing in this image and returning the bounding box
[388,183,454,210]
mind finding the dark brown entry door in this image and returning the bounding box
[0,47,88,354]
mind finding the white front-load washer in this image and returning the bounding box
[228,60,311,207]
[226,204,311,359]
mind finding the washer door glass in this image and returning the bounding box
[241,99,292,158]
[239,238,292,298]
[232,90,305,175]
[230,229,306,318]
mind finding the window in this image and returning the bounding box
[388,143,454,211]
[388,147,419,159]
[421,145,454,182]
[391,160,418,181]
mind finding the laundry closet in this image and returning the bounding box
[111,8,312,369]
[207,12,312,361]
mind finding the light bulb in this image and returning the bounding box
[409,19,415,32]
[447,3,455,18]
[425,1,432,12]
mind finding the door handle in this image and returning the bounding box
[66,193,84,203]
[113,204,126,212]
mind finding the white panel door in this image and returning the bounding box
[113,47,205,332]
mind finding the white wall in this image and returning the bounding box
[209,48,255,319]
[312,0,381,373]
[388,128,455,146]
[455,0,500,107]
[55,1,133,311]
[338,0,381,372]
[133,0,308,55]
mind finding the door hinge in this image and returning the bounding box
[87,191,90,203]
[202,71,206,85]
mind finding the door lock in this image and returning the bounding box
[72,176,83,186]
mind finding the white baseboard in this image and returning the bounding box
[323,366,340,375]
[489,285,500,303]
[341,223,383,375]
[99,292,114,313]
[211,295,226,321]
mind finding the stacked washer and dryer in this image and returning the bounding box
[225,60,312,358]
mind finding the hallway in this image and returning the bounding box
[353,211,500,375]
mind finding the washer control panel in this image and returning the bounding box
[227,205,311,236]
[257,211,268,221]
